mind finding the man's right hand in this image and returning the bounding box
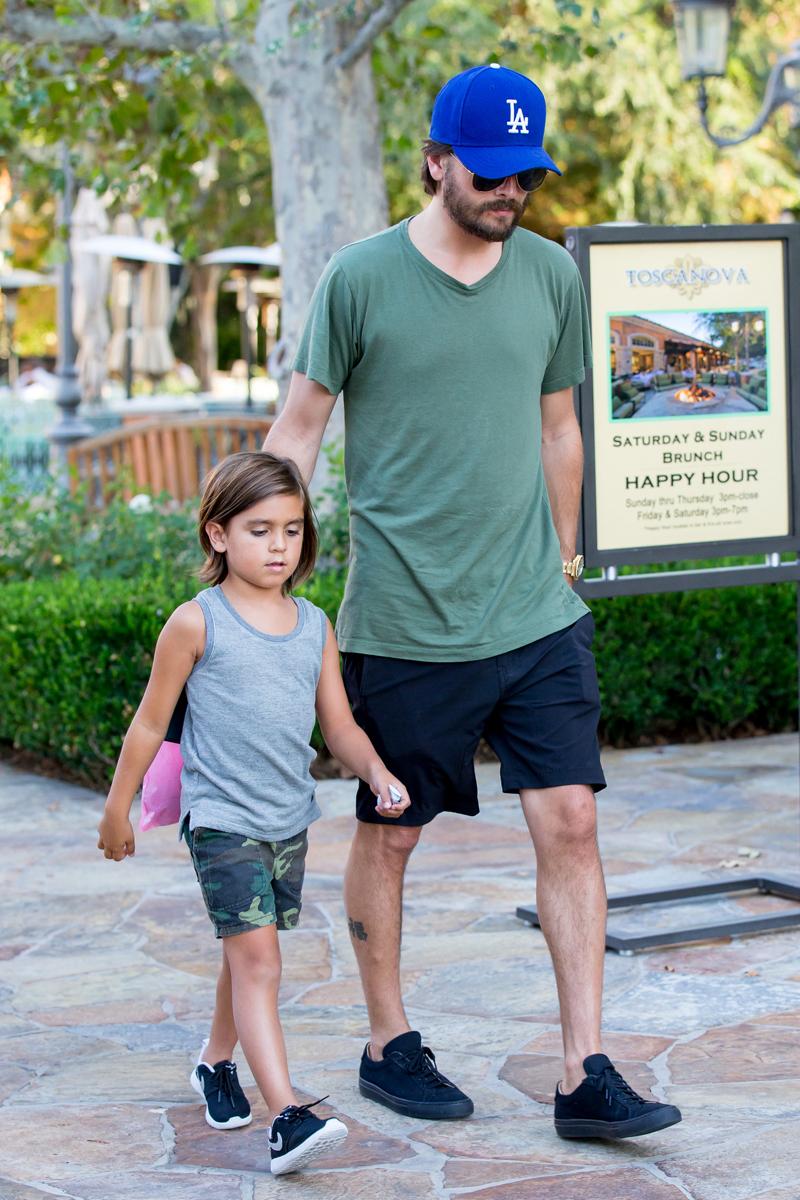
[97,808,136,861]
[262,371,337,484]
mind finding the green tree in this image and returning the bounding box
[376,0,800,237]
[1,1,797,386]
[0,1,599,386]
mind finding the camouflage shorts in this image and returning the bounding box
[188,826,308,938]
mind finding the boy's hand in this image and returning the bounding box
[370,773,411,819]
[97,808,136,861]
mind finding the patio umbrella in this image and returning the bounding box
[69,188,110,404]
[198,244,281,407]
[106,213,140,378]
[0,268,52,391]
[134,217,176,378]
[87,219,182,397]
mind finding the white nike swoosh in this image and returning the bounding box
[268,1131,283,1152]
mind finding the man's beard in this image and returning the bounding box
[441,168,529,242]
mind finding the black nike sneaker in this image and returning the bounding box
[268,1099,347,1175]
[554,1053,682,1139]
[358,1030,474,1120]
[190,1043,251,1130]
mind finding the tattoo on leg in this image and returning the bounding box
[348,917,368,942]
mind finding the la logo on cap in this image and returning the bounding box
[506,99,529,135]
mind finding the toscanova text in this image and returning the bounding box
[625,267,750,287]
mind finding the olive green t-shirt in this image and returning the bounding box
[294,219,591,661]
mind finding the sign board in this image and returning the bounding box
[567,224,800,569]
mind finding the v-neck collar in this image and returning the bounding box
[400,217,513,294]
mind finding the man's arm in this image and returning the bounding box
[263,371,338,485]
[540,386,584,576]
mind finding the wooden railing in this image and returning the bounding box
[67,414,273,505]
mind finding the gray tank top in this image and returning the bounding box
[179,586,325,842]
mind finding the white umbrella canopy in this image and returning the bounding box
[199,244,281,269]
[0,268,52,289]
[134,218,175,377]
[70,188,110,403]
[81,233,182,266]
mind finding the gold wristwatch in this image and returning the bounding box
[562,554,585,580]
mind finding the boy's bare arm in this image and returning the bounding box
[315,621,410,817]
[263,372,338,486]
[97,602,203,860]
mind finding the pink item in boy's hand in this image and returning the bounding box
[140,741,183,830]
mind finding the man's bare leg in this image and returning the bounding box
[520,783,606,1094]
[343,821,421,1056]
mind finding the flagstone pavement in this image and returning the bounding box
[1,734,799,1200]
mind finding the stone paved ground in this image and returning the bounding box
[1,735,799,1200]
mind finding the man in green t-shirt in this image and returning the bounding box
[265,64,681,1141]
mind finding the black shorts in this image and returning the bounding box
[342,613,606,828]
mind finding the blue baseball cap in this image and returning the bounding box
[429,63,562,179]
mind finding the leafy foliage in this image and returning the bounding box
[315,442,350,568]
[0,6,273,259]
[0,566,347,787]
[1,439,794,786]
[0,561,792,789]
[4,0,799,278]
[0,464,198,583]
[0,572,197,786]
[594,584,797,745]
[375,0,800,236]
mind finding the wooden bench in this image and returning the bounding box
[67,414,273,505]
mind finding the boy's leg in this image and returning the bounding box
[224,923,297,1117]
[204,946,238,1064]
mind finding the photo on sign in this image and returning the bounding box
[609,309,768,421]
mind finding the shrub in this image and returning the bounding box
[0,565,793,789]
[315,442,350,567]
[0,567,347,789]
[594,583,796,745]
[0,464,197,584]
[0,574,196,787]
[2,457,795,787]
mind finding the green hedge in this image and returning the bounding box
[593,585,796,745]
[0,569,347,789]
[0,570,795,788]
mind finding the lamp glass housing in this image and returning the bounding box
[674,1,732,81]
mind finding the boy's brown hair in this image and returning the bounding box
[198,451,318,591]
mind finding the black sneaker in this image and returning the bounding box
[268,1098,347,1175]
[190,1047,252,1130]
[359,1030,474,1120]
[554,1053,682,1139]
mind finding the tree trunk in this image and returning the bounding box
[189,263,221,392]
[238,5,390,410]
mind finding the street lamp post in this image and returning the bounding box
[49,145,93,476]
[673,1,800,149]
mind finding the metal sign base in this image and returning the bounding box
[516,876,800,955]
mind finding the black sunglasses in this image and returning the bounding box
[454,155,548,193]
